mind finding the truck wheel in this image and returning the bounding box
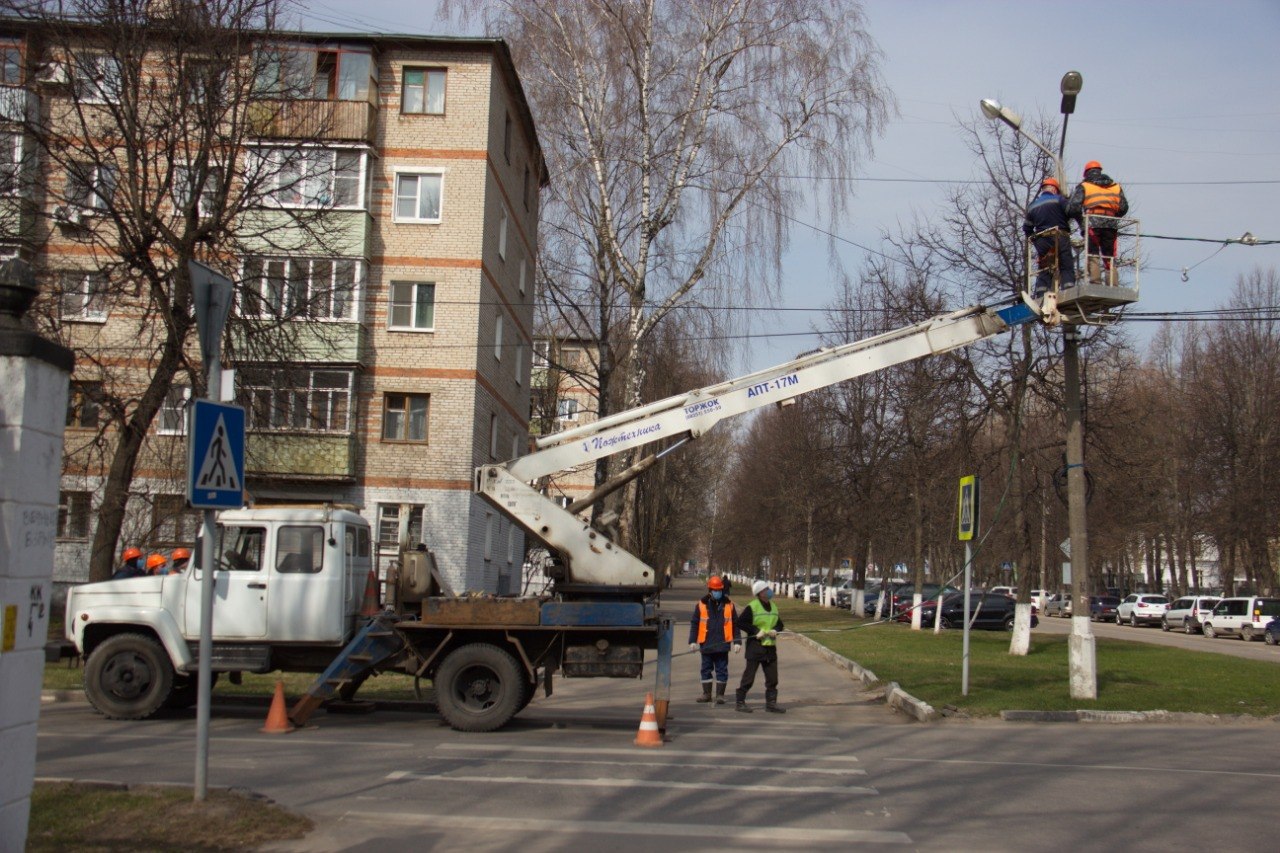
[84,633,174,720]
[434,644,524,732]
[163,672,219,709]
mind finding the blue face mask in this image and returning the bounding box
[763,590,773,601]
[710,590,723,600]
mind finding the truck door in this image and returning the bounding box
[187,523,269,639]
[266,524,344,642]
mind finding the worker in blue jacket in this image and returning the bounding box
[1023,176,1076,296]
[688,575,740,704]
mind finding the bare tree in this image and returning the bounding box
[10,0,359,580]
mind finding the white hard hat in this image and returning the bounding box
[752,580,770,596]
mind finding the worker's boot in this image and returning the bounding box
[714,683,727,705]
[735,689,752,713]
[765,691,786,713]
[696,683,712,703]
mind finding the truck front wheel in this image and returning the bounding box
[84,633,174,720]
[434,644,524,732]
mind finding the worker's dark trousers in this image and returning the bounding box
[700,650,729,683]
[1033,233,1075,294]
[736,653,779,705]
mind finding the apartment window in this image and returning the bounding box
[152,494,199,546]
[497,205,508,260]
[388,281,435,330]
[256,45,373,101]
[484,511,494,561]
[57,491,91,539]
[181,59,226,107]
[401,67,446,114]
[242,256,361,321]
[393,172,443,223]
[518,259,527,296]
[494,312,503,361]
[515,342,524,386]
[507,525,517,564]
[378,504,423,547]
[251,147,365,209]
[0,132,20,195]
[66,381,102,428]
[172,164,222,218]
[241,367,352,433]
[557,398,579,422]
[66,162,117,210]
[511,433,521,460]
[0,41,21,85]
[382,393,429,442]
[72,52,121,104]
[522,166,530,212]
[158,385,190,435]
[503,112,512,163]
[489,413,498,460]
[61,273,108,322]
[533,340,549,369]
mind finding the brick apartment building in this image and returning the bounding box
[2,22,545,594]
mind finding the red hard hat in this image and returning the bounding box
[1083,160,1102,174]
[171,548,191,562]
[1041,177,1060,191]
[146,553,168,572]
[707,575,725,590]
[122,547,143,561]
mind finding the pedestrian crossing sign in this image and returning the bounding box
[957,475,980,542]
[187,399,246,509]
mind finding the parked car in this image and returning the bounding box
[1089,596,1121,622]
[833,580,857,608]
[863,580,909,617]
[1116,594,1170,627]
[989,586,1016,598]
[1030,589,1051,611]
[1161,596,1221,634]
[1265,617,1280,646]
[889,584,960,619]
[1201,597,1280,641]
[903,592,1037,631]
[1044,593,1072,617]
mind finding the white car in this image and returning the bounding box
[1202,597,1280,641]
[1116,594,1169,627]
[1161,596,1220,634]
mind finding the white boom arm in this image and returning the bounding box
[477,298,1041,590]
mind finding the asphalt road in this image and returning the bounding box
[1034,612,1280,663]
[34,580,1280,851]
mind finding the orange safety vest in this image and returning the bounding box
[696,600,735,644]
[1082,181,1123,216]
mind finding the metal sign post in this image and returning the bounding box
[957,476,980,696]
[187,261,235,802]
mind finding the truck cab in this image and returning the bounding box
[65,506,372,718]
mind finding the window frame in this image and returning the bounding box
[382,392,430,443]
[240,366,354,434]
[0,39,22,85]
[172,163,223,219]
[66,381,102,429]
[152,494,200,546]
[72,51,122,105]
[65,161,117,211]
[497,204,508,260]
[387,280,436,332]
[61,271,108,323]
[249,145,368,211]
[392,170,444,224]
[489,413,498,460]
[157,384,191,435]
[241,256,363,322]
[275,525,324,574]
[57,490,91,539]
[400,66,447,115]
[0,131,21,196]
[557,398,579,422]
[494,312,503,361]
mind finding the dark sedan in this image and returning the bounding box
[1265,617,1279,647]
[1090,596,1121,622]
[900,592,1038,631]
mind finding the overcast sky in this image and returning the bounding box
[299,0,1280,373]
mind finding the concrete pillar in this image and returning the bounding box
[0,259,73,852]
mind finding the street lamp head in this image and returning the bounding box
[1059,70,1083,115]
[980,98,1022,130]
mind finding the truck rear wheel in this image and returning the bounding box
[434,644,524,732]
[84,633,174,720]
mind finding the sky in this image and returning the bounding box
[297,0,1280,374]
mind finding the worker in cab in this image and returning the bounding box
[165,547,191,574]
[735,580,786,714]
[688,575,740,704]
[1067,160,1129,285]
[112,546,146,579]
[145,553,168,575]
[1024,176,1076,296]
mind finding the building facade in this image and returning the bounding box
[1,23,544,594]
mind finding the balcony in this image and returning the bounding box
[246,432,356,481]
[248,99,376,143]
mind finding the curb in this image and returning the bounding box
[1001,709,1280,724]
[789,632,938,722]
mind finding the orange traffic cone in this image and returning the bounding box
[260,679,295,734]
[359,567,380,617]
[633,692,663,748]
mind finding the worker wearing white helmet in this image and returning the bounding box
[734,580,786,714]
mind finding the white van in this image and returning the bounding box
[1201,596,1280,641]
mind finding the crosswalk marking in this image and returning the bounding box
[435,743,860,763]
[387,770,876,796]
[423,754,867,776]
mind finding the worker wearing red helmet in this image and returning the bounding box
[112,546,147,580]
[167,547,192,574]
[1066,160,1129,284]
[145,553,168,575]
[1023,176,1076,296]
[687,575,741,705]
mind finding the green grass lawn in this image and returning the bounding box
[778,599,1280,717]
[44,663,424,700]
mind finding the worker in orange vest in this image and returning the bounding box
[1067,160,1129,285]
[688,575,741,704]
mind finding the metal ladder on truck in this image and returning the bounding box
[289,613,406,724]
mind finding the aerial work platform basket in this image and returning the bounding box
[1026,214,1139,324]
